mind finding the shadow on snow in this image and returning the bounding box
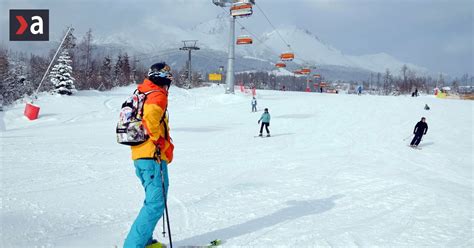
[174,194,344,246]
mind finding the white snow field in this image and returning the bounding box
[1,85,472,247]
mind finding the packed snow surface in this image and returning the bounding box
[1,85,472,247]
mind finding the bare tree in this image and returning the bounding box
[78,28,94,88]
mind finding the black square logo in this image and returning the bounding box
[9,9,49,41]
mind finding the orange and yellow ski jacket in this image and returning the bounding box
[131,79,174,163]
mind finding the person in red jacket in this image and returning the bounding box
[124,62,174,248]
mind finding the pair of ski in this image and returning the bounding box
[254,135,271,138]
[407,145,422,150]
[141,239,222,248]
[182,239,222,248]
[180,239,222,248]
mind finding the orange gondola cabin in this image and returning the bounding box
[236,35,253,45]
[280,52,295,61]
[275,62,286,68]
[230,2,253,17]
[300,68,311,75]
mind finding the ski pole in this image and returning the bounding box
[162,215,166,238]
[403,134,413,141]
[159,159,173,248]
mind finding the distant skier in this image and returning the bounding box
[424,104,430,110]
[357,85,362,95]
[251,97,257,112]
[410,117,428,147]
[124,63,174,248]
[258,108,271,137]
[415,88,418,97]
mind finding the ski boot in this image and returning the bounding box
[258,133,263,137]
[146,240,166,248]
[209,239,222,247]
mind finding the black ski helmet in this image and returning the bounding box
[148,62,173,87]
[264,108,268,112]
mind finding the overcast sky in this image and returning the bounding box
[1,0,472,76]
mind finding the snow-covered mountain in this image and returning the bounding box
[189,15,429,75]
[7,14,430,80]
[92,15,429,80]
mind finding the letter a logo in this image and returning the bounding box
[10,9,49,41]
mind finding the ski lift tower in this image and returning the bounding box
[179,40,200,87]
[213,0,255,94]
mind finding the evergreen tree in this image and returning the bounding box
[49,50,76,95]
[0,48,8,108]
[383,68,392,95]
[121,53,131,85]
[99,55,113,90]
[28,54,49,92]
[77,28,95,89]
[113,54,123,87]
[2,61,30,105]
[0,48,8,79]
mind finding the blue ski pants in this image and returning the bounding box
[124,159,169,248]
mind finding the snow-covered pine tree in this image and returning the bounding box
[49,50,76,95]
[0,48,9,109]
[113,54,123,87]
[99,55,113,90]
[29,54,49,92]
[121,53,131,85]
[2,61,30,105]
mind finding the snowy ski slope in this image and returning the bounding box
[1,85,472,247]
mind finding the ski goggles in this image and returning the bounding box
[148,65,173,79]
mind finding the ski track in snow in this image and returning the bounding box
[1,85,473,247]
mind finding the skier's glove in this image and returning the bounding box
[258,120,260,124]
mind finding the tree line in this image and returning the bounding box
[235,65,472,95]
[0,28,149,106]
[1,27,472,106]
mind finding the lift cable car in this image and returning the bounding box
[230,1,253,17]
[280,52,295,61]
[300,68,311,75]
[275,61,286,68]
[280,45,295,61]
[236,35,253,45]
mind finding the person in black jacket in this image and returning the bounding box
[410,117,428,147]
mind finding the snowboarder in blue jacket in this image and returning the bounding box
[258,108,271,137]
